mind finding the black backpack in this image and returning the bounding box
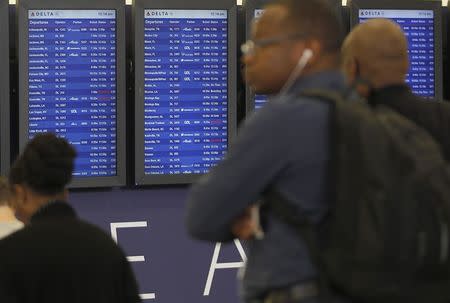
[265,90,450,303]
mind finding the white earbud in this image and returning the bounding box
[278,48,314,97]
[297,49,313,68]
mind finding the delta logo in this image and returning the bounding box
[146,11,169,17]
[30,11,58,17]
[360,10,384,17]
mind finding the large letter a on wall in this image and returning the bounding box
[203,239,247,296]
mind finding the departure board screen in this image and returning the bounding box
[28,9,118,177]
[359,9,435,97]
[143,9,228,175]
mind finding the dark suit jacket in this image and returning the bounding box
[0,201,141,303]
[368,85,450,161]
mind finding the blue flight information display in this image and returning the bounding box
[144,9,228,175]
[253,9,267,110]
[359,9,435,97]
[28,10,118,177]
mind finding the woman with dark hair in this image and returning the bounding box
[0,133,141,303]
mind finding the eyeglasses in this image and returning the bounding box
[240,33,305,56]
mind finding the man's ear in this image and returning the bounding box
[307,40,321,65]
[292,40,321,67]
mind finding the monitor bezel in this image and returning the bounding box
[133,0,238,185]
[349,0,443,100]
[0,0,9,175]
[17,0,127,188]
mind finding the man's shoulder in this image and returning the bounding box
[238,93,332,148]
[0,225,33,258]
[1,219,120,251]
[57,218,121,247]
[373,85,429,106]
[75,219,118,243]
[269,92,333,121]
[386,90,450,112]
[259,92,332,116]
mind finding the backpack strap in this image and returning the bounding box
[264,189,332,300]
[264,189,317,253]
[264,88,350,299]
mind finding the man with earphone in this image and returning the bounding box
[186,1,349,303]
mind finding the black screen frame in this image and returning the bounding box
[133,0,237,185]
[17,0,127,188]
[349,0,443,100]
[0,0,9,175]
[243,0,269,115]
[243,0,343,114]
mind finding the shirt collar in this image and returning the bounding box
[367,84,411,106]
[269,70,347,103]
[289,70,347,94]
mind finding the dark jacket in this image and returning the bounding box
[0,201,141,303]
[368,85,450,161]
[186,71,346,300]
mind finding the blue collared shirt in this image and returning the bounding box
[186,71,347,300]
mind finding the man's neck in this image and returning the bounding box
[304,53,339,76]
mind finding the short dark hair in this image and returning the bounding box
[9,133,77,195]
[269,0,344,52]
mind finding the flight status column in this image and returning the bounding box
[144,9,228,175]
[359,9,435,98]
[253,9,267,110]
[28,10,117,177]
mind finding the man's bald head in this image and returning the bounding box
[342,19,409,92]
